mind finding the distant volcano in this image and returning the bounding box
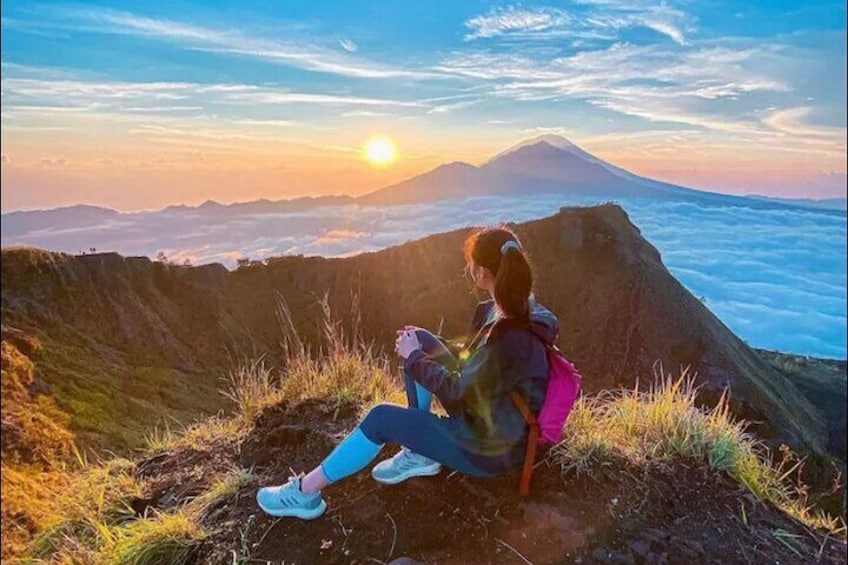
[358,134,795,209]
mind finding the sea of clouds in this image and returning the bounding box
[4,196,846,359]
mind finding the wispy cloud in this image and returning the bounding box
[28,7,436,80]
[465,6,570,40]
[763,106,847,139]
[464,3,692,45]
[426,98,481,114]
[437,42,794,136]
[218,87,426,107]
[341,110,392,118]
[1,73,428,119]
[231,118,300,127]
[123,105,204,113]
[0,69,445,155]
[339,38,358,53]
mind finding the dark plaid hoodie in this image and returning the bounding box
[403,297,560,473]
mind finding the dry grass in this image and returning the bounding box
[144,415,247,454]
[98,510,204,565]
[26,457,143,562]
[23,462,256,564]
[552,370,846,536]
[219,292,404,429]
[18,294,400,563]
[190,466,255,519]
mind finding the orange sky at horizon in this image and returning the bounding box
[3,122,846,212]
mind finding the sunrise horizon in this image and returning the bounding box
[2,130,846,214]
[2,2,846,212]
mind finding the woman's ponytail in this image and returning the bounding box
[464,227,533,321]
[494,242,532,320]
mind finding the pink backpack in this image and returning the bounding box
[537,346,582,445]
[510,340,582,496]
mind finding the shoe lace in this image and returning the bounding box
[276,468,303,505]
[398,447,420,468]
[282,468,300,490]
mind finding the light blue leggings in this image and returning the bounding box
[320,330,489,482]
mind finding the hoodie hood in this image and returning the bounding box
[529,296,559,345]
[474,297,560,346]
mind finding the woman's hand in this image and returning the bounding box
[395,328,422,359]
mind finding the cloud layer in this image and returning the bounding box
[3,196,845,359]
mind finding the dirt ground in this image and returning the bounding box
[134,400,846,565]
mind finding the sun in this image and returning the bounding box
[364,137,396,166]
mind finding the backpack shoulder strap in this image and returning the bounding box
[509,390,537,426]
[509,390,540,497]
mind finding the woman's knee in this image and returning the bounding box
[359,403,402,442]
[414,329,451,357]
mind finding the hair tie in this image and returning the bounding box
[500,240,521,255]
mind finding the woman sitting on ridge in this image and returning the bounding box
[256,227,559,519]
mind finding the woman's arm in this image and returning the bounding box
[403,345,498,405]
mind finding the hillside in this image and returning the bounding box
[757,350,847,462]
[1,205,839,467]
[5,321,845,563]
[2,204,846,562]
[0,249,234,451]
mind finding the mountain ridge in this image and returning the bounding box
[4,204,845,562]
[2,205,842,469]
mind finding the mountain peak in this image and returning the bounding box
[525,133,578,148]
[487,134,580,164]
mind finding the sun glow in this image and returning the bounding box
[364,137,396,166]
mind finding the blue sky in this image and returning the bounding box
[1,1,846,211]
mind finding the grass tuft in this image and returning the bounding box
[223,359,283,425]
[27,457,142,560]
[99,510,203,565]
[223,293,404,425]
[191,467,255,519]
[552,371,846,536]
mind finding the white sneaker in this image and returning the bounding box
[371,447,442,485]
